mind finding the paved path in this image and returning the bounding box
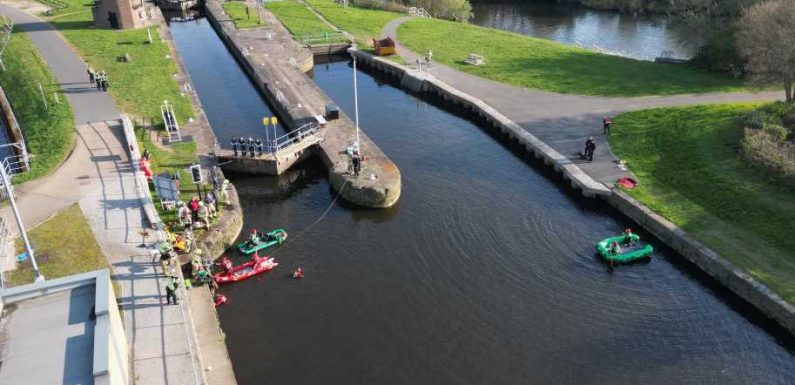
[382,17,783,185]
[0,6,204,385]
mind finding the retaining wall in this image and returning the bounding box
[351,49,795,336]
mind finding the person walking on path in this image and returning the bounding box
[603,117,613,135]
[585,136,596,162]
[351,151,362,177]
[87,66,95,84]
[95,71,103,91]
[165,275,179,305]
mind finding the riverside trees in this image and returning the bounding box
[737,0,795,102]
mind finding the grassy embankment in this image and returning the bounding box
[222,1,265,29]
[397,18,747,96]
[45,2,211,228]
[0,27,74,183]
[47,2,192,124]
[4,204,109,286]
[266,0,340,41]
[609,104,795,303]
[304,0,402,48]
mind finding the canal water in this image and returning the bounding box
[470,0,693,61]
[166,17,795,385]
[167,15,286,148]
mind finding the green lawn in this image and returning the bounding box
[47,3,193,125]
[222,1,265,29]
[609,104,795,303]
[266,0,339,41]
[4,204,109,286]
[398,18,747,96]
[40,0,91,16]
[305,0,402,47]
[0,27,74,183]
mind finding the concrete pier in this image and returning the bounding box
[205,0,401,208]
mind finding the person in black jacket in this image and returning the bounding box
[584,137,596,161]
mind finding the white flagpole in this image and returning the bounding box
[353,56,360,153]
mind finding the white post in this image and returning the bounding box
[353,57,360,153]
[0,164,43,282]
[38,82,47,110]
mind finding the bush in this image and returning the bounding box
[763,124,789,141]
[352,0,407,13]
[689,26,745,76]
[741,128,795,186]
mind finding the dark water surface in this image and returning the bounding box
[167,19,795,385]
[470,1,693,60]
[168,16,286,148]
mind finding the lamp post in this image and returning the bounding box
[352,56,361,153]
[0,163,43,282]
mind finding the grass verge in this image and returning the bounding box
[0,27,74,183]
[4,204,109,286]
[266,0,338,41]
[47,2,193,125]
[222,2,265,29]
[305,0,401,47]
[609,104,795,303]
[398,18,747,96]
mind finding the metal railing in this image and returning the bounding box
[0,216,11,289]
[161,101,182,143]
[301,32,348,46]
[408,7,431,18]
[270,121,319,153]
[0,141,30,177]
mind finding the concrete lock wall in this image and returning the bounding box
[350,49,795,336]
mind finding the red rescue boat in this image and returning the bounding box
[214,255,278,284]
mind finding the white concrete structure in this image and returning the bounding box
[0,269,129,385]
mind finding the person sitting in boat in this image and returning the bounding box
[247,228,259,248]
[609,241,621,256]
[623,228,635,246]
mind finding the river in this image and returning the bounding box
[470,0,693,61]
[165,16,794,385]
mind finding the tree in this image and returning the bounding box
[737,0,795,102]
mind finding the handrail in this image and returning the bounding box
[270,121,319,153]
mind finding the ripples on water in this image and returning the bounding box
[469,1,693,61]
[162,12,795,384]
[209,60,795,384]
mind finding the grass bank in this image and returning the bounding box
[47,2,193,125]
[266,0,335,38]
[4,204,109,286]
[609,104,795,303]
[305,0,401,47]
[398,18,747,96]
[222,2,264,29]
[0,27,74,183]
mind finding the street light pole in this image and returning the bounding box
[0,163,43,282]
[353,56,360,153]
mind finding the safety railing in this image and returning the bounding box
[161,100,182,143]
[301,32,348,46]
[270,121,320,153]
[408,7,431,18]
[0,141,30,178]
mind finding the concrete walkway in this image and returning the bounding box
[0,6,205,385]
[382,17,783,185]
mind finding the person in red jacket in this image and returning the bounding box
[189,196,200,224]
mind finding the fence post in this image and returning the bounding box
[38,82,48,110]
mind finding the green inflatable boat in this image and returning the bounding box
[595,233,653,263]
[238,228,288,255]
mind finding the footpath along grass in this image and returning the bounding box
[398,18,747,96]
[609,104,795,303]
[266,0,337,39]
[0,27,74,183]
[222,1,265,29]
[305,0,401,47]
[47,3,193,124]
[5,204,109,286]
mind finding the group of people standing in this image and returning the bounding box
[87,66,109,92]
[231,137,265,157]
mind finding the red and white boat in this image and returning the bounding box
[214,255,278,284]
